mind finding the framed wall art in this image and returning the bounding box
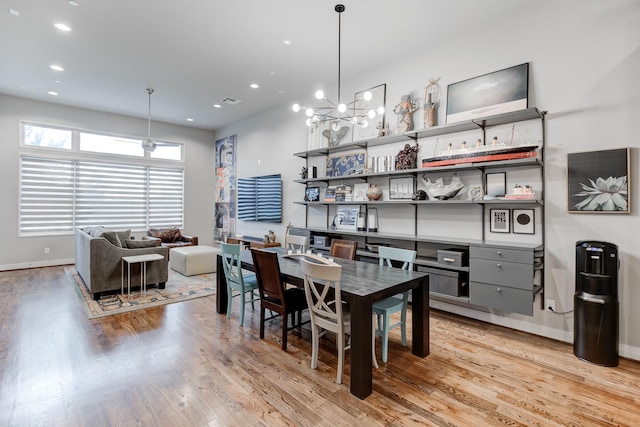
[567,148,630,213]
[352,83,386,142]
[334,205,360,230]
[486,172,506,197]
[446,63,529,124]
[325,150,366,177]
[389,176,415,199]
[489,209,510,233]
[512,209,535,234]
[304,186,320,202]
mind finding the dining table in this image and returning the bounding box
[215,247,430,399]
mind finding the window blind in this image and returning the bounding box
[19,156,184,236]
[237,174,282,222]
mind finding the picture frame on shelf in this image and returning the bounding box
[486,172,507,197]
[567,148,630,213]
[389,176,415,199]
[334,205,360,230]
[512,209,535,234]
[304,186,320,202]
[325,150,367,177]
[446,62,529,124]
[352,83,386,142]
[353,183,369,201]
[489,209,510,233]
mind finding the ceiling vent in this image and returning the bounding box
[221,97,242,105]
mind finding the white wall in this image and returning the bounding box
[0,94,216,269]
[215,0,640,359]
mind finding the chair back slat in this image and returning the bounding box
[330,239,358,260]
[300,258,344,329]
[378,246,416,271]
[250,249,285,304]
[221,242,244,285]
[285,234,308,252]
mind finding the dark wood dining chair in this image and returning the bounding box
[329,239,358,260]
[250,249,308,351]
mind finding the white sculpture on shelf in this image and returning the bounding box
[422,174,464,200]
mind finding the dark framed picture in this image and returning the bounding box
[304,187,320,202]
[489,209,510,233]
[446,63,529,124]
[389,176,415,199]
[567,148,630,213]
[486,172,506,197]
[512,209,535,234]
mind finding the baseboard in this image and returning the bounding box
[0,258,74,271]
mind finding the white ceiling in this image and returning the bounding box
[1,0,536,131]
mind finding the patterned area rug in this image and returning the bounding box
[66,267,216,319]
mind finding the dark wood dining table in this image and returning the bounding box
[215,247,430,399]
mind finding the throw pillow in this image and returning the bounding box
[115,229,131,244]
[125,239,160,249]
[149,227,182,243]
[96,229,122,247]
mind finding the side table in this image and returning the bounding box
[121,253,165,298]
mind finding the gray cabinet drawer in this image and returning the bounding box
[470,258,533,290]
[469,282,533,316]
[470,245,533,264]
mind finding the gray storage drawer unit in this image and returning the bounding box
[420,266,468,297]
[469,243,542,316]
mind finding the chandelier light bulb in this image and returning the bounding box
[332,121,340,131]
[305,107,314,117]
[361,119,368,128]
[368,109,376,119]
[351,117,358,124]
[315,90,325,100]
[363,91,372,101]
[305,118,312,126]
[377,106,385,115]
[337,103,347,113]
[292,103,301,112]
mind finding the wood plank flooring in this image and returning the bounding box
[1,265,639,426]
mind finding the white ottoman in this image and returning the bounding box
[170,245,219,276]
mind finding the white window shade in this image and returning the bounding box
[19,156,184,236]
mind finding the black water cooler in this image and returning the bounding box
[574,241,619,367]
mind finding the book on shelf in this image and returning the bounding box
[335,184,352,202]
[324,185,337,202]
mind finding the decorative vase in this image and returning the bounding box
[268,230,276,243]
[366,184,383,201]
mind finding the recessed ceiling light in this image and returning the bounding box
[213,104,222,108]
[48,91,59,96]
[49,64,64,71]
[186,118,194,122]
[9,8,19,16]
[54,80,61,84]
[54,23,71,32]
[68,0,79,6]
[249,83,259,89]
[282,39,292,46]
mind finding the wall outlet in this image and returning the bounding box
[44,247,50,254]
[546,299,556,311]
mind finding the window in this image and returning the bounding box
[24,124,72,149]
[237,174,282,222]
[19,157,184,236]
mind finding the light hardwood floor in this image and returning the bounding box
[1,266,639,426]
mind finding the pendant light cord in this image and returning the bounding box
[335,4,344,106]
[147,88,154,138]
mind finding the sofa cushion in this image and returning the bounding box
[125,239,160,249]
[149,227,182,243]
[96,230,121,247]
[115,229,131,244]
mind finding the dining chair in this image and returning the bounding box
[373,246,417,363]
[300,257,377,384]
[221,242,259,327]
[285,234,308,253]
[329,239,358,260]
[250,249,308,351]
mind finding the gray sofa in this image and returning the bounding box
[75,227,169,299]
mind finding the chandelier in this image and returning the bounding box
[292,4,384,131]
[142,88,156,152]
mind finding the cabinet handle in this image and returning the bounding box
[496,288,502,293]
[496,263,502,268]
[496,251,502,256]
[443,257,455,263]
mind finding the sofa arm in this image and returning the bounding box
[142,236,162,243]
[181,235,198,245]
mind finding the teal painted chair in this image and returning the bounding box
[373,246,416,363]
[221,242,259,327]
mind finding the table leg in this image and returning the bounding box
[141,261,147,297]
[127,262,132,299]
[349,296,373,399]
[121,259,124,295]
[216,254,228,314]
[411,276,430,357]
